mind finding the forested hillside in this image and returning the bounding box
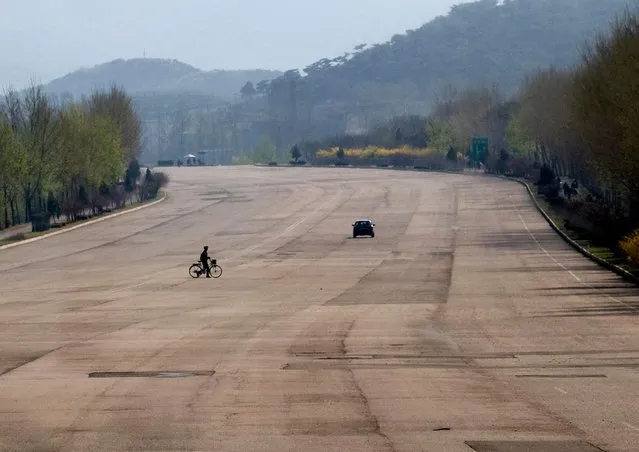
[142,0,629,165]
[297,0,626,100]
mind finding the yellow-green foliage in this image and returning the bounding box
[0,84,142,226]
[315,146,438,159]
[620,229,639,264]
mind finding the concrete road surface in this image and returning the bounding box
[0,167,638,452]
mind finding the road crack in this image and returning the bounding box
[342,320,397,452]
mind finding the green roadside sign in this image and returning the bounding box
[471,137,488,163]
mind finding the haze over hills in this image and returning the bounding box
[42,58,282,100]
[31,0,632,164]
[228,0,632,154]
[267,0,631,113]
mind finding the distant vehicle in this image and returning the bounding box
[352,219,375,238]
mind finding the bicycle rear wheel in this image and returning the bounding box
[211,265,223,278]
[189,263,202,278]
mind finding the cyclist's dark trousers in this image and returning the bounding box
[201,260,211,276]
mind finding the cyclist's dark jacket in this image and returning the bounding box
[200,250,209,264]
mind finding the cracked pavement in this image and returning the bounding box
[0,167,638,451]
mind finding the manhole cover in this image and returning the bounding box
[88,370,215,379]
[465,441,606,452]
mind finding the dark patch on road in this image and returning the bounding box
[286,419,379,436]
[88,370,215,378]
[472,231,558,251]
[282,359,639,371]
[515,374,607,378]
[532,284,633,291]
[476,265,602,274]
[533,301,639,317]
[286,393,361,404]
[441,184,459,308]
[215,230,257,236]
[324,257,453,306]
[0,346,64,377]
[291,352,513,360]
[59,285,116,294]
[465,440,608,452]
[221,196,253,203]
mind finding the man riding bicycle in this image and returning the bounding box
[200,245,212,278]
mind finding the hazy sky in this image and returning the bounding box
[0,0,468,88]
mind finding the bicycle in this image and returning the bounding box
[189,258,223,279]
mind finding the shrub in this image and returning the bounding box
[141,170,169,200]
[620,229,639,265]
[539,179,562,204]
[538,164,555,186]
[510,157,535,178]
[446,146,457,162]
[389,153,416,167]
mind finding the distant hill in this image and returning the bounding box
[297,0,631,100]
[256,0,632,146]
[43,58,282,99]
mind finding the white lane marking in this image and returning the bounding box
[554,387,568,395]
[518,214,581,282]
[518,213,638,312]
[622,422,639,432]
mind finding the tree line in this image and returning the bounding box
[0,85,166,232]
[495,7,639,253]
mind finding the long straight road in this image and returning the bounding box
[0,167,637,452]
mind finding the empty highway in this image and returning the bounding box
[0,167,637,452]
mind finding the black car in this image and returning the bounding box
[352,219,375,238]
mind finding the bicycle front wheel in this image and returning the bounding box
[189,264,202,278]
[211,265,223,278]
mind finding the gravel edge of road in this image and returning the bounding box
[0,192,167,251]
